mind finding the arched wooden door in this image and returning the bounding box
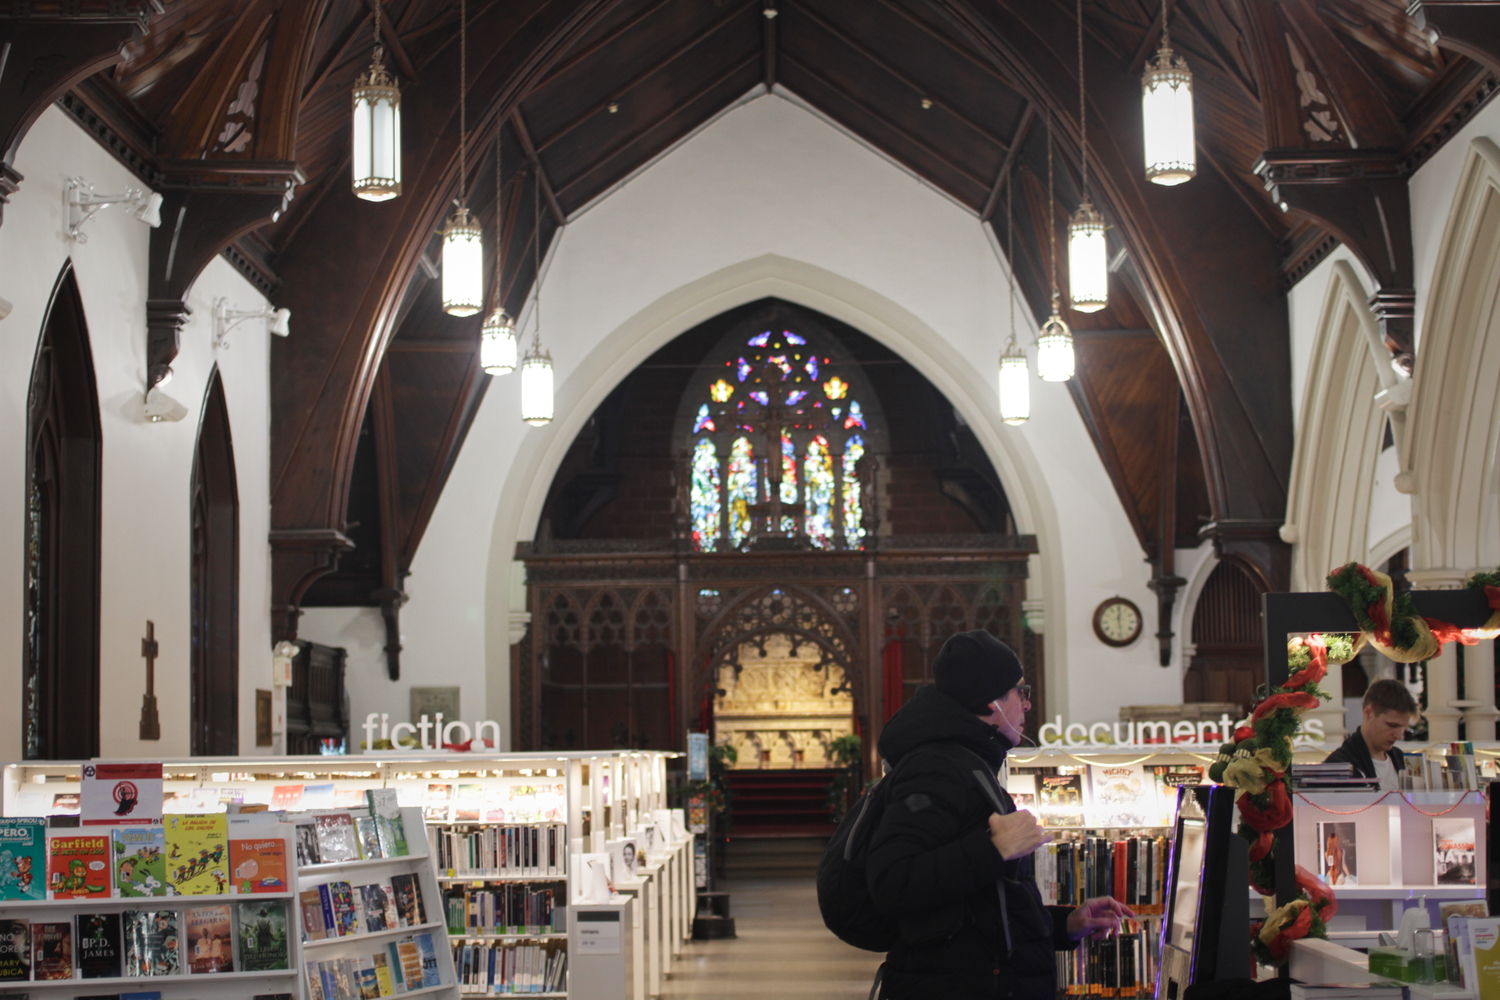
[191,369,240,755]
[23,264,102,760]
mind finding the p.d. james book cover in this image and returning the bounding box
[77,912,123,978]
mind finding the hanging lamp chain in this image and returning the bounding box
[1006,177,1016,350]
[1077,0,1087,202]
[1161,0,1170,53]
[493,129,503,301]
[534,161,541,340]
[373,0,381,53]
[458,0,467,204]
[1047,115,1059,310]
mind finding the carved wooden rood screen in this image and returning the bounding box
[517,540,1041,768]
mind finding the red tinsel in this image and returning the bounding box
[1251,691,1320,722]
[1238,778,1293,832]
[1283,635,1328,690]
[1426,617,1480,646]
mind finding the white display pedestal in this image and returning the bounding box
[570,898,634,1000]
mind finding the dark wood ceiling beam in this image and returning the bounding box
[535,0,757,155]
[360,0,418,82]
[790,1,1012,152]
[527,0,673,94]
[871,0,1017,88]
[554,53,760,200]
[302,13,372,103]
[763,0,778,90]
[980,103,1035,221]
[512,109,566,224]
[369,365,405,679]
[1415,1,1500,78]
[781,55,994,192]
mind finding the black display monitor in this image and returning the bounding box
[1157,784,1249,998]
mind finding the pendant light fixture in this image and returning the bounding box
[481,131,517,375]
[441,0,483,317]
[520,175,554,426]
[998,178,1029,425]
[1068,0,1108,313]
[351,0,402,201]
[1038,117,1076,383]
[1142,0,1196,185]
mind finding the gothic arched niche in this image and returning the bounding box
[191,368,239,755]
[24,263,102,760]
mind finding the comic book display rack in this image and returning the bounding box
[1,752,692,1000]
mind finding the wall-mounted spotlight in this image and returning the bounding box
[213,297,291,350]
[65,177,162,243]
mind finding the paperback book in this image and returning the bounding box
[33,920,73,979]
[165,813,229,895]
[114,826,167,897]
[77,912,123,979]
[236,899,289,972]
[366,789,409,857]
[1434,817,1478,885]
[1149,765,1204,825]
[1317,821,1359,886]
[0,920,30,981]
[1088,765,1153,828]
[123,909,181,977]
[329,880,362,937]
[313,813,360,864]
[230,837,288,893]
[0,817,45,900]
[1005,773,1037,809]
[354,817,382,861]
[390,873,426,927]
[294,822,321,867]
[185,904,234,974]
[47,833,111,899]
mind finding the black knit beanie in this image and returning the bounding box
[932,630,1025,714]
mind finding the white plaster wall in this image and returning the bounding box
[391,94,1164,744]
[0,106,274,759]
[1286,245,1375,433]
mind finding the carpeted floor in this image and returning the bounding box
[661,878,882,998]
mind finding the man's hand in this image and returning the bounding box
[987,811,1051,861]
[1066,896,1137,941]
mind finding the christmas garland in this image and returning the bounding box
[1209,633,1343,965]
[1326,562,1500,659]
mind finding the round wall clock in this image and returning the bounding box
[1093,597,1142,647]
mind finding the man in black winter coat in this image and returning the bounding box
[867,630,1133,1000]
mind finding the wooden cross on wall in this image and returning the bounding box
[139,620,161,741]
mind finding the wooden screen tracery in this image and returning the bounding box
[519,538,1039,771]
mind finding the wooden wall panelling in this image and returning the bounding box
[0,2,157,224]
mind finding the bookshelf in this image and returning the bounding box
[0,751,694,1000]
[0,813,301,999]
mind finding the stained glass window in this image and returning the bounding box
[681,322,880,552]
[691,438,720,552]
[804,436,835,547]
[727,436,757,548]
[843,434,865,549]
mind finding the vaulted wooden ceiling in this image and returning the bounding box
[5,0,1498,658]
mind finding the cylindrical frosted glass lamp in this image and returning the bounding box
[1036,311,1075,383]
[441,207,483,316]
[351,48,402,201]
[1143,44,1196,185]
[521,340,554,426]
[1068,200,1108,313]
[998,344,1030,425]
[481,308,517,375]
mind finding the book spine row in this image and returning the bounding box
[1036,835,1168,914]
[427,824,567,878]
[453,939,567,995]
[304,931,442,1000]
[444,886,564,936]
[1057,924,1159,998]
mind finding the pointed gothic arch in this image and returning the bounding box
[191,368,240,755]
[23,262,101,760]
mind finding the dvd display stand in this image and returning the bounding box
[0,813,302,999]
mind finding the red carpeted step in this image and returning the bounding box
[724,768,842,836]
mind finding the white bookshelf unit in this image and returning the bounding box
[2,751,695,1000]
[0,813,302,999]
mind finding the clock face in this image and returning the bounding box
[1094,599,1141,646]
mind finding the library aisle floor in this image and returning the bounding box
[663,879,882,998]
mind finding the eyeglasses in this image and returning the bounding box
[1011,684,1032,702]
